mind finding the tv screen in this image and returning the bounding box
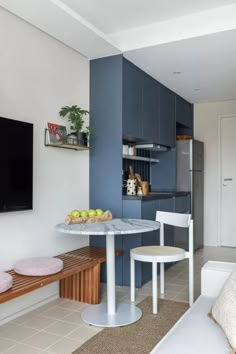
[0,117,33,212]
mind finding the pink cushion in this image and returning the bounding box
[14,257,63,276]
[0,272,13,293]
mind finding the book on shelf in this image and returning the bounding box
[47,122,67,144]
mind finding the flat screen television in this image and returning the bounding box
[0,117,33,212]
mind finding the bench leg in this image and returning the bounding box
[60,264,101,305]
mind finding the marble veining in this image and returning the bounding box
[56,218,160,236]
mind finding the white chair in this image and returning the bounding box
[130,211,193,314]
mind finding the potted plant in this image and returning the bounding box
[59,105,89,146]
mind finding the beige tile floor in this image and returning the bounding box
[0,246,235,354]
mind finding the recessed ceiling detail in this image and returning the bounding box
[0,0,236,102]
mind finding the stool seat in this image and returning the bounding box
[130,211,193,315]
[131,246,186,262]
[14,257,63,276]
[0,272,13,293]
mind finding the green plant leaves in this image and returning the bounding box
[59,105,89,132]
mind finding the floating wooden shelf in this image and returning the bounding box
[45,142,89,151]
[122,155,159,163]
[44,129,89,151]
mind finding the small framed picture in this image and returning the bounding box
[47,122,67,144]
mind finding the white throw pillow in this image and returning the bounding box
[212,271,236,352]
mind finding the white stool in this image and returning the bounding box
[130,211,193,314]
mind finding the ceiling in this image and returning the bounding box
[60,0,235,34]
[0,0,236,103]
[125,29,236,103]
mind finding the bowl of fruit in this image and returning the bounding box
[65,209,112,225]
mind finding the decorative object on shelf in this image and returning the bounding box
[128,145,136,156]
[135,173,143,187]
[59,105,89,146]
[128,165,135,180]
[122,144,129,155]
[141,181,150,196]
[66,134,78,145]
[65,210,112,225]
[44,129,89,151]
[137,186,143,196]
[126,179,137,196]
[47,122,67,144]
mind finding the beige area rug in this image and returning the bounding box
[73,297,188,354]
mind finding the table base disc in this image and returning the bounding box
[81,303,142,327]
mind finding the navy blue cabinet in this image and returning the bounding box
[123,59,143,140]
[159,198,174,247]
[176,95,193,129]
[141,74,159,142]
[123,59,160,143]
[141,200,159,284]
[121,198,175,286]
[122,199,160,286]
[159,85,176,148]
[174,195,190,213]
[90,55,124,285]
[89,54,193,286]
[121,57,178,147]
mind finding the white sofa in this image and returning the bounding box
[150,261,236,354]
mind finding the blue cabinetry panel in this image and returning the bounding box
[176,95,193,129]
[174,195,190,213]
[173,195,190,251]
[90,55,123,217]
[141,74,159,142]
[151,148,177,191]
[159,198,174,248]
[90,55,123,285]
[90,234,123,285]
[141,201,159,284]
[159,85,176,148]
[123,59,142,139]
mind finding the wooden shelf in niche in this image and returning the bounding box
[122,155,159,163]
[44,129,89,151]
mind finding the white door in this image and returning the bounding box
[220,115,236,246]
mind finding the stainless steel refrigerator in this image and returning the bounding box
[176,139,204,251]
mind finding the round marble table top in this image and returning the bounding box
[56,218,160,236]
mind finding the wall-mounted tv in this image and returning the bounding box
[0,117,33,213]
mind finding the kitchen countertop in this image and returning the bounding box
[123,191,190,201]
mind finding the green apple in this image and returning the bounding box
[88,209,97,217]
[96,209,104,216]
[80,210,89,217]
[70,209,80,217]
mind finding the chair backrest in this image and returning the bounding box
[156,211,191,228]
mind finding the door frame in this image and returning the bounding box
[218,114,236,246]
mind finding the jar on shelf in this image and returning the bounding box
[67,134,77,145]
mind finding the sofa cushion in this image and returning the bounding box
[14,257,63,276]
[212,271,236,351]
[150,296,230,354]
[0,272,13,293]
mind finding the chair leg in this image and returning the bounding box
[152,262,158,314]
[130,255,135,302]
[160,263,164,294]
[189,257,194,306]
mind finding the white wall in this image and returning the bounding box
[194,100,236,246]
[0,8,89,321]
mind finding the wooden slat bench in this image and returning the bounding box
[0,246,122,305]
